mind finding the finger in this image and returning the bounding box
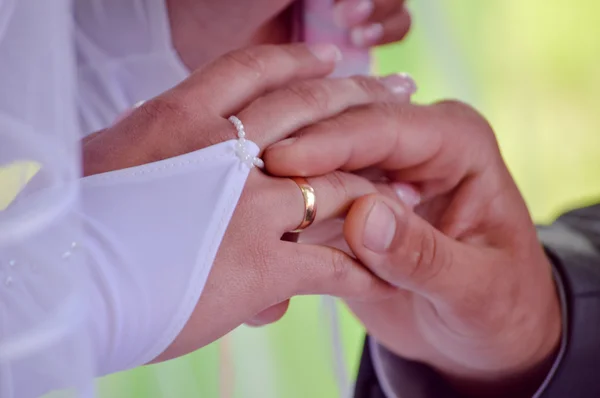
[343,193,471,303]
[245,300,290,327]
[265,101,492,185]
[296,219,354,257]
[367,0,405,24]
[333,0,404,28]
[267,171,380,234]
[172,43,342,115]
[274,241,395,300]
[293,179,406,255]
[351,8,412,47]
[237,74,409,148]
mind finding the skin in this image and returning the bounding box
[264,100,562,396]
[87,2,562,395]
[166,0,411,71]
[83,43,414,362]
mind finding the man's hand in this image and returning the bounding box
[265,100,562,396]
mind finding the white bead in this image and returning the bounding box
[253,158,265,168]
[71,241,78,249]
[8,260,16,268]
[62,251,72,260]
[228,115,264,169]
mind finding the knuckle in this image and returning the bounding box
[434,99,496,143]
[286,80,332,111]
[328,249,351,284]
[222,47,269,81]
[433,99,500,170]
[138,96,184,123]
[322,171,351,202]
[205,119,237,147]
[348,75,386,99]
[375,101,405,126]
[406,227,446,285]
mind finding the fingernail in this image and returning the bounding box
[269,137,297,150]
[391,183,421,208]
[350,23,384,47]
[379,73,417,96]
[333,0,374,28]
[363,200,397,253]
[308,43,343,63]
[245,318,266,328]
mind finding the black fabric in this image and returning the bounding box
[538,248,600,397]
[353,336,458,398]
[354,337,386,398]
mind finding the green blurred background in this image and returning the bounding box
[95,1,600,397]
[2,0,597,396]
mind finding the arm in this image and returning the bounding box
[355,203,600,398]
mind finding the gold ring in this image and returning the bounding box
[290,177,317,233]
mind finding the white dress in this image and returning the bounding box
[0,0,383,397]
[1,1,255,396]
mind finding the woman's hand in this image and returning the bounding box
[334,0,411,47]
[83,44,415,361]
[265,100,562,396]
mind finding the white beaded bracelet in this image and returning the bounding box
[228,116,264,169]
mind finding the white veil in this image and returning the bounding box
[0,0,95,396]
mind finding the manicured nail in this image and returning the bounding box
[391,183,421,208]
[333,0,374,28]
[308,43,343,63]
[269,137,297,150]
[350,23,384,47]
[363,200,397,253]
[379,73,417,96]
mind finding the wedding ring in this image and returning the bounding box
[290,177,317,233]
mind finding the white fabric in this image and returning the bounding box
[81,140,256,375]
[0,1,95,397]
[1,1,257,397]
[74,0,189,134]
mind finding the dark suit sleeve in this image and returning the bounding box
[354,203,600,398]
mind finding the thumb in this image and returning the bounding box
[245,300,290,327]
[344,194,463,300]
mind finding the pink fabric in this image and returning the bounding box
[113,1,373,124]
[300,0,372,77]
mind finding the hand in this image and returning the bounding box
[333,0,411,47]
[83,44,416,361]
[264,100,562,396]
